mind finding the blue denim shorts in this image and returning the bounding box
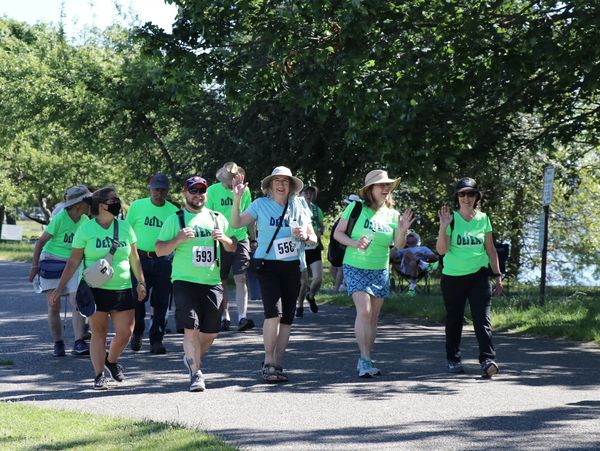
[343,264,390,299]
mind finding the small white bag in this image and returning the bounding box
[83,220,119,288]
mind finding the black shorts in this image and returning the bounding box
[173,280,223,333]
[305,247,323,267]
[92,288,135,312]
[220,239,251,280]
[257,260,301,325]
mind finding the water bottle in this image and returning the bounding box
[33,275,42,294]
[289,219,302,241]
[358,230,375,254]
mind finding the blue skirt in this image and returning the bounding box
[343,264,390,299]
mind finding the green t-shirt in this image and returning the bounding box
[72,219,138,290]
[341,201,399,270]
[442,211,492,276]
[205,182,252,241]
[308,203,324,233]
[42,209,89,259]
[157,208,231,285]
[125,197,179,252]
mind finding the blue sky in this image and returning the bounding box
[0,0,178,36]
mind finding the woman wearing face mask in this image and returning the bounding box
[29,185,92,357]
[436,177,503,378]
[50,187,146,390]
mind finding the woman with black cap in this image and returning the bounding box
[436,177,503,378]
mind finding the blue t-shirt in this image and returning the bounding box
[244,197,310,261]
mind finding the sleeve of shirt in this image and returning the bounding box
[244,199,259,220]
[71,224,86,249]
[484,214,492,233]
[124,203,136,225]
[45,215,60,237]
[340,202,355,221]
[157,215,177,242]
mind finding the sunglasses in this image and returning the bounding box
[188,187,207,195]
[458,191,477,198]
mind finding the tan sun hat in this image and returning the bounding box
[216,162,246,184]
[261,166,304,195]
[358,169,400,197]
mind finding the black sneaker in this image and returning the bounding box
[295,307,304,318]
[220,319,230,331]
[72,339,90,356]
[94,373,108,390]
[130,334,142,352]
[481,359,499,378]
[306,294,319,313]
[150,341,167,354]
[238,318,255,332]
[104,354,125,382]
[53,340,66,357]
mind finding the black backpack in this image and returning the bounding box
[327,201,363,267]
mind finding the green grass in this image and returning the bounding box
[0,402,237,451]
[320,272,600,344]
[0,241,34,262]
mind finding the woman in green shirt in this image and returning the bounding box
[334,170,413,378]
[50,187,147,390]
[436,177,503,378]
[29,185,92,357]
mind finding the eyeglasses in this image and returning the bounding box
[273,178,290,185]
[188,187,207,195]
[103,197,120,204]
[458,191,477,198]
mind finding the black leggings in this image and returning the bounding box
[257,260,301,325]
[441,267,495,363]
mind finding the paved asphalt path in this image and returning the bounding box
[1,260,600,450]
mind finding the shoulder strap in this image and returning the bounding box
[177,209,185,229]
[209,210,220,267]
[346,201,363,235]
[108,220,119,256]
[265,200,289,255]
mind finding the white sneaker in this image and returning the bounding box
[190,370,205,392]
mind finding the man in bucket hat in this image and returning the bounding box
[206,162,256,332]
[126,172,179,354]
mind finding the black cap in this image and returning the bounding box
[454,177,480,194]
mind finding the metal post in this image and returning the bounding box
[539,205,549,306]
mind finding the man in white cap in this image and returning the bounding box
[206,162,256,332]
[392,231,438,295]
[126,172,179,354]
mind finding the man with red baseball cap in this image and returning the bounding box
[156,176,236,392]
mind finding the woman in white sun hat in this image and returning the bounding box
[230,166,317,383]
[334,169,414,378]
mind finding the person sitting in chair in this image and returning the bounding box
[392,231,438,296]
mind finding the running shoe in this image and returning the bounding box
[366,359,382,376]
[295,307,304,318]
[104,354,125,382]
[220,319,230,331]
[356,357,373,378]
[72,339,90,356]
[93,373,108,390]
[481,359,499,378]
[150,341,167,354]
[447,360,465,374]
[53,340,66,357]
[238,318,255,332]
[190,370,205,392]
[306,294,319,313]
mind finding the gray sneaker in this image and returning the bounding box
[447,360,465,374]
[356,357,372,378]
[190,370,205,392]
[93,373,108,390]
[481,359,499,378]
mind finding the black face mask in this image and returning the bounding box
[106,202,121,217]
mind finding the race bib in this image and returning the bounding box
[192,246,216,267]
[273,237,297,259]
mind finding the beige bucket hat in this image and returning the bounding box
[261,166,304,195]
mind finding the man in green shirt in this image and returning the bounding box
[156,175,235,392]
[206,162,256,332]
[126,173,179,354]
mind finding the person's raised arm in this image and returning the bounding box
[393,209,414,250]
[436,206,453,255]
[230,173,255,229]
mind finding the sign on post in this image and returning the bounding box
[542,165,555,206]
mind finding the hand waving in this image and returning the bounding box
[438,205,454,228]
[398,208,415,231]
[232,173,247,197]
